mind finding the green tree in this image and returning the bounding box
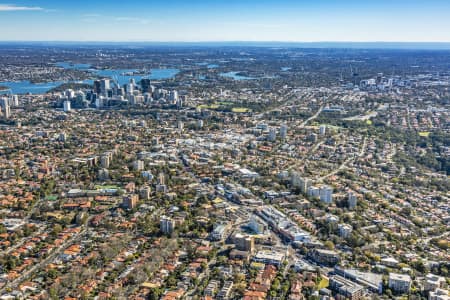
[324,240,335,250]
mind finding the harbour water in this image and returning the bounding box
[220,71,256,80]
[0,62,180,94]
[0,80,67,94]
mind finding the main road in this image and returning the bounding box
[300,105,324,128]
[316,136,367,182]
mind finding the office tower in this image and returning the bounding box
[95,97,104,109]
[158,172,165,185]
[88,91,97,102]
[177,120,184,131]
[122,194,138,209]
[63,100,71,112]
[307,186,320,198]
[100,155,110,168]
[248,216,266,234]
[160,216,175,234]
[139,186,151,200]
[169,90,179,103]
[126,82,134,94]
[143,93,152,103]
[0,98,11,119]
[291,172,301,188]
[299,177,311,193]
[103,151,114,163]
[268,127,276,141]
[11,95,19,107]
[376,73,383,84]
[388,78,394,87]
[154,88,165,100]
[156,172,167,193]
[93,80,102,94]
[235,234,255,252]
[348,192,357,209]
[128,94,136,105]
[291,173,311,193]
[65,89,75,99]
[319,125,327,135]
[133,160,144,171]
[98,168,109,181]
[176,98,183,109]
[308,133,318,142]
[100,79,110,95]
[4,104,10,118]
[59,132,67,142]
[319,185,333,204]
[140,78,151,93]
[280,123,288,139]
[117,87,124,96]
[134,95,144,105]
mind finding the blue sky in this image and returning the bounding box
[1,0,450,42]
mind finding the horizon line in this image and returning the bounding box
[1,41,450,50]
[1,40,450,43]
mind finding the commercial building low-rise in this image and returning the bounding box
[429,288,450,300]
[308,249,340,266]
[338,224,353,238]
[217,281,234,300]
[210,224,229,241]
[424,274,447,292]
[329,275,364,300]
[389,273,411,294]
[253,250,285,267]
[334,267,383,294]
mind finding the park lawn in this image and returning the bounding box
[232,107,250,113]
[419,131,430,137]
[318,278,329,289]
[197,104,219,109]
[95,185,120,190]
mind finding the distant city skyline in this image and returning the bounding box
[1,0,450,42]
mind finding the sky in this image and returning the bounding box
[0,0,450,42]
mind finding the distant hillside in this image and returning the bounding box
[48,82,92,93]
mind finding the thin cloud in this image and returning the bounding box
[82,18,98,23]
[83,13,102,18]
[81,14,152,25]
[114,16,151,25]
[82,13,101,22]
[0,4,44,11]
[219,21,288,29]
